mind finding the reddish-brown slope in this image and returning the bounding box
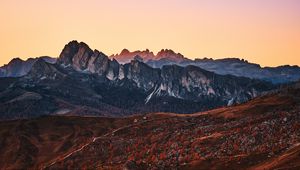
[249,143,300,170]
[45,84,300,170]
[0,115,146,169]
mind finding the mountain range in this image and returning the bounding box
[110,49,300,84]
[1,40,300,169]
[0,41,275,120]
[2,45,300,84]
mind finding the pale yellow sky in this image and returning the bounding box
[0,0,300,67]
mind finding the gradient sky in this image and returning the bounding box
[0,0,299,67]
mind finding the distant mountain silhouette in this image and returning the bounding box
[0,56,56,77]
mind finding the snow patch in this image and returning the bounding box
[54,109,71,115]
[118,66,125,80]
[227,98,235,106]
[145,85,162,104]
[60,64,71,68]
[207,87,215,95]
[106,69,115,80]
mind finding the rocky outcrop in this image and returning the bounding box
[87,50,109,75]
[72,43,94,71]
[106,59,120,81]
[124,60,160,91]
[57,41,81,66]
[26,58,65,81]
[57,41,94,70]
[57,41,121,81]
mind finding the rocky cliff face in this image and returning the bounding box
[58,41,121,80]
[26,58,65,81]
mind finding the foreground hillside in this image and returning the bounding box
[0,115,144,169]
[0,83,299,169]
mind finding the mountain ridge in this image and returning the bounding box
[0,40,274,119]
[1,41,300,84]
[55,41,271,103]
[0,56,56,77]
[110,48,300,84]
[110,48,187,64]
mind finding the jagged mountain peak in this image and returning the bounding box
[111,48,186,64]
[58,40,93,67]
[155,49,185,62]
[110,48,155,64]
[56,41,122,80]
[120,48,130,55]
[157,49,179,55]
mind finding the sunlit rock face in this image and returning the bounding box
[87,50,109,75]
[57,40,81,66]
[57,41,120,79]
[71,42,94,71]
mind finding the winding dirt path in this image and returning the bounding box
[41,116,177,170]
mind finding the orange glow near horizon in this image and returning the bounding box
[0,0,300,67]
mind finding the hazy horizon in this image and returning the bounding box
[1,0,299,67]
